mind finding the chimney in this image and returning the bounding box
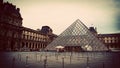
[89,27,97,35]
[17,8,20,12]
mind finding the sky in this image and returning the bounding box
[4,0,120,35]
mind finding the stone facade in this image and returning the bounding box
[0,0,23,51]
[98,33,120,51]
[20,26,57,51]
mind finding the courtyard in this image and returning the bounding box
[0,52,120,68]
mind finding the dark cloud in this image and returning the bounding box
[115,15,120,30]
[114,0,120,9]
[114,0,120,31]
[114,0,120,6]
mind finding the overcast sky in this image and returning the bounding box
[4,0,120,35]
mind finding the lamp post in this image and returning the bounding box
[62,57,64,68]
[12,57,15,68]
[86,57,90,68]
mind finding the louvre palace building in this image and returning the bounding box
[0,0,120,52]
[0,0,57,51]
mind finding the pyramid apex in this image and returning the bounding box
[76,19,80,22]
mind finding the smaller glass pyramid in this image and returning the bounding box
[45,19,108,51]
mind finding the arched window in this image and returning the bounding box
[115,37,118,43]
[22,42,25,47]
[29,43,31,48]
[104,37,108,43]
[108,37,111,43]
[26,42,28,47]
[112,37,115,43]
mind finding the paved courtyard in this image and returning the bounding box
[0,52,120,68]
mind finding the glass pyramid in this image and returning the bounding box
[45,19,108,51]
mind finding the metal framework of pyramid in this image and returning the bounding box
[45,19,108,51]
